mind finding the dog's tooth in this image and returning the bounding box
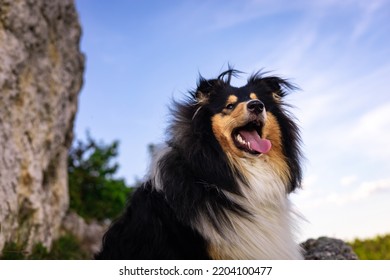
[248,142,251,150]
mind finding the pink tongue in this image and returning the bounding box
[239,130,272,154]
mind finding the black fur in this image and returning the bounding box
[95,69,302,260]
[95,181,210,259]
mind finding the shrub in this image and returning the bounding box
[349,234,390,260]
[68,134,133,221]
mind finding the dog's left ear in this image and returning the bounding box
[195,78,220,104]
[262,76,294,100]
[262,77,283,100]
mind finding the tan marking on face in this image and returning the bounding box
[262,112,290,184]
[212,102,248,158]
[212,103,290,183]
[227,95,238,105]
[250,93,258,100]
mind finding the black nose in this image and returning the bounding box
[247,99,264,115]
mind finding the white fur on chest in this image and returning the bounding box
[200,158,302,259]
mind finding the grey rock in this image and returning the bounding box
[302,237,358,260]
[0,0,84,253]
[61,212,109,257]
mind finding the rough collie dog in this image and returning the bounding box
[96,69,303,260]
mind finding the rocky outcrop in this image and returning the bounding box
[302,237,359,260]
[0,0,84,253]
[61,212,109,257]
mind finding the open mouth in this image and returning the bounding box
[232,121,272,155]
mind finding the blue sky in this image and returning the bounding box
[74,0,390,241]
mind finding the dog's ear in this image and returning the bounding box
[195,78,220,104]
[261,76,296,100]
[262,77,283,101]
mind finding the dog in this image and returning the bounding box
[95,69,303,259]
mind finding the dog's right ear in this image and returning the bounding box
[195,78,220,104]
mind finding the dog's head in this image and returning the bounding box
[194,70,296,159]
[168,69,302,192]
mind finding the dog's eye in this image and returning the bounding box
[226,104,234,110]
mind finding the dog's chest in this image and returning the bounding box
[204,159,302,259]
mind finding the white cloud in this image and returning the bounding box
[302,174,318,189]
[349,178,390,202]
[353,179,390,200]
[291,174,318,202]
[340,175,358,187]
[298,177,390,209]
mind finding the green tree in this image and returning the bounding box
[68,134,132,221]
